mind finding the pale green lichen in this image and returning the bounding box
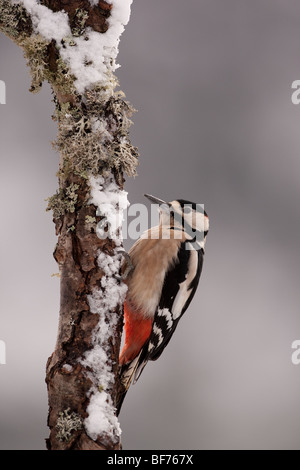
[53,88,139,182]
[46,183,80,218]
[21,35,77,95]
[0,0,32,40]
[21,34,49,93]
[85,215,97,224]
[0,0,139,219]
[52,55,77,96]
[56,408,82,442]
[47,86,138,218]
[71,8,89,37]
[0,1,77,95]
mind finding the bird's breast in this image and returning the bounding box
[126,234,182,318]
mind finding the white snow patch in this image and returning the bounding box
[87,251,128,317]
[20,0,133,93]
[20,0,71,41]
[84,390,121,441]
[81,175,128,440]
[80,249,127,441]
[89,175,129,246]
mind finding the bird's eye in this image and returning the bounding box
[184,206,192,214]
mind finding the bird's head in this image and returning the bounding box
[144,194,209,248]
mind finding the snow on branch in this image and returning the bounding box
[89,175,129,245]
[19,0,133,93]
[81,250,127,441]
[80,176,129,442]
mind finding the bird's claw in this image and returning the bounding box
[116,249,134,281]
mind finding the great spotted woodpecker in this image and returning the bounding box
[117,195,209,414]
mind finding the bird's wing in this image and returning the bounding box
[133,243,203,382]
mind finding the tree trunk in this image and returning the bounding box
[0,0,137,450]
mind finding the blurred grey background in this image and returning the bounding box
[1,0,300,450]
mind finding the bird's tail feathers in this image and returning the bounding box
[116,353,143,416]
[132,358,148,385]
[121,353,142,390]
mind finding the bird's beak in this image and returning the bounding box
[144,194,171,208]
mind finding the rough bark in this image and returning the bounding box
[46,182,123,450]
[0,0,137,450]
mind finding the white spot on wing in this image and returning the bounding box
[157,308,173,329]
[153,323,163,346]
[172,248,198,319]
[172,283,191,319]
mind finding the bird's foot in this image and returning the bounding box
[116,249,134,281]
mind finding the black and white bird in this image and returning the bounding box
[117,194,209,414]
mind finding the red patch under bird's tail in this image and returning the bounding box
[117,302,152,415]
